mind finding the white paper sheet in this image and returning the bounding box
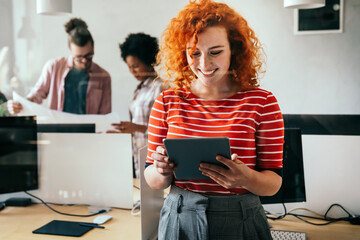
[13,91,120,133]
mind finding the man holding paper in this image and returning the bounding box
[8,18,111,115]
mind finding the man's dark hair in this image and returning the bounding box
[64,18,94,47]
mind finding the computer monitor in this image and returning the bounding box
[260,128,306,204]
[139,146,164,240]
[0,116,38,194]
[37,133,133,208]
[37,123,95,133]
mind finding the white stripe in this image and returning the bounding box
[256,136,284,140]
[152,107,166,114]
[167,133,212,138]
[148,140,164,145]
[148,132,167,138]
[149,115,167,122]
[257,143,283,146]
[232,138,255,142]
[257,127,284,132]
[264,102,278,107]
[168,108,261,116]
[259,159,283,161]
[155,99,163,105]
[237,156,257,159]
[162,99,266,107]
[179,122,256,132]
[167,132,256,142]
[168,124,254,135]
[231,146,256,150]
[260,119,283,124]
[163,94,267,102]
[164,89,268,95]
[246,163,256,166]
[167,115,259,125]
[162,101,264,109]
[148,149,156,154]
[261,110,282,116]
[148,123,168,129]
[258,151,283,154]
[189,189,233,194]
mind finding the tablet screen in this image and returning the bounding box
[163,137,231,179]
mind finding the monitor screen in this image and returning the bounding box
[37,123,95,133]
[260,128,306,204]
[0,116,38,194]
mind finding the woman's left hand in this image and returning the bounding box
[199,153,252,189]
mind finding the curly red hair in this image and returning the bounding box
[157,0,265,93]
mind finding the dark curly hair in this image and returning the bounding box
[119,33,159,67]
[64,18,94,47]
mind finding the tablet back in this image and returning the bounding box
[164,137,231,179]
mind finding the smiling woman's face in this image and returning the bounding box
[186,25,232,88]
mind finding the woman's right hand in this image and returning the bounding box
[7,100,23,115]
[151,146,177,176]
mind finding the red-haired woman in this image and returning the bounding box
[145,0,284,239]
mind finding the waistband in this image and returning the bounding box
[168,184,261,212]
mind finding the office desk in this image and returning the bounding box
[1,204,359,240]
[1,179,359,240]
[0,204,141,240]
[0,180,142,240]
[269,217,360,240]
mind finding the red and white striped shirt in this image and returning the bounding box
[147,88,284,195]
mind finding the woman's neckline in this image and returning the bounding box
[189,78,241,100]
[186,89,241,100]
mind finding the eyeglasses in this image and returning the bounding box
[73,53,94,63]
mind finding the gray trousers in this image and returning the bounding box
[158,185,272,240]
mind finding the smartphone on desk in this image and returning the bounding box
[163,137,231,179]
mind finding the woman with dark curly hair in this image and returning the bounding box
[8,18,111,115]
[144,0,284,239]
[109,33,163,178]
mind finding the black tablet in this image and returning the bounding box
[163,137,231,179]
[33,220,93,237]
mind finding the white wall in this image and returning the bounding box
[3,0,360,217]
[10,0,188,119]
[9,0,360,116]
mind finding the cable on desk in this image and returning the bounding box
[131,200,141,216]
[266,202,356,226]
[266,203,287,220]
[324,203,353,220]
[24,191,107,217]
[287,207,323,217]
